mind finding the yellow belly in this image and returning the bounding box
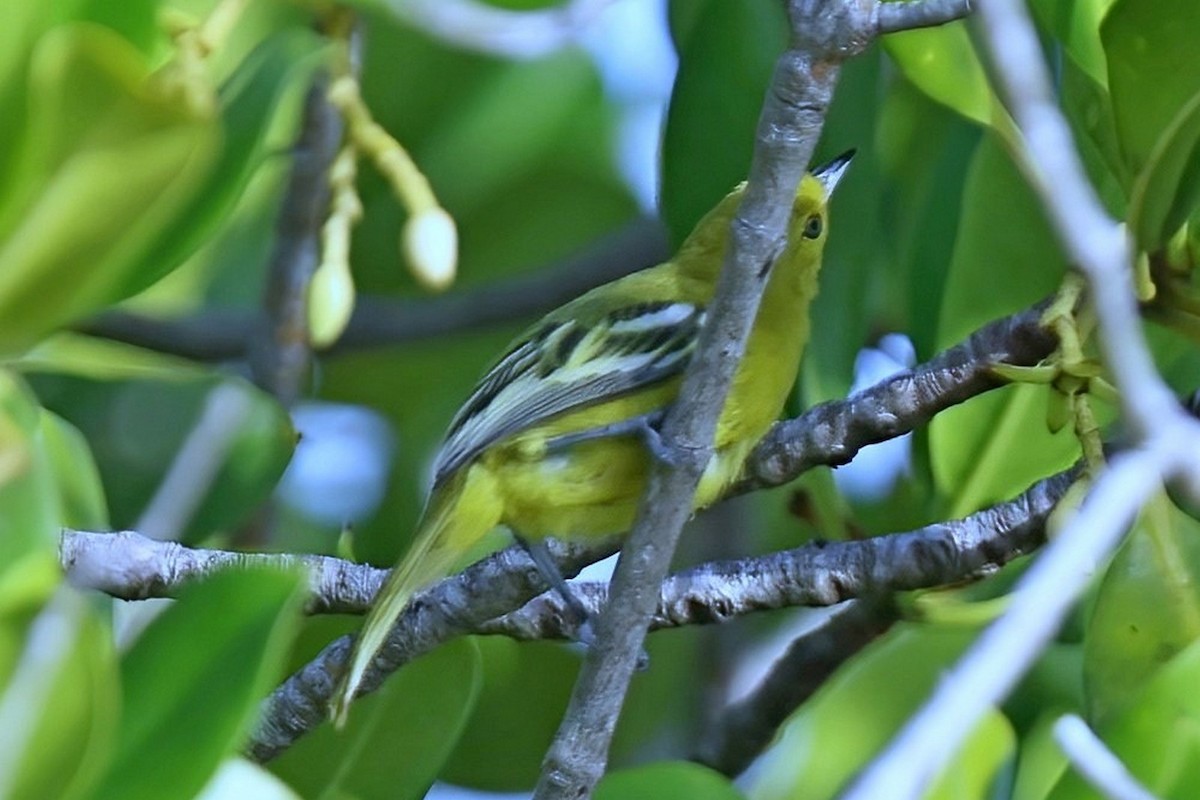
[482,380,760,540]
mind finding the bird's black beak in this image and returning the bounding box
[813,149,855,195]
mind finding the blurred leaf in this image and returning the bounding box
[0,1,88,188]
[930,383,1080,519]
[1029,0,1116,86]
[418,51,606,218]
[117,27,326,299]
[929,136,1076,515]
[29,372,294,541]
[1128,90,1200,251]
[0,24,321,355]
[38,409,108,529]
[883,21,1018,148]
[875,76,978,358]
[1050,635,1200,800]
[15,333,207,382]
[1058,56,1129,210]
[442,638,579,790]
[934,126,1067,349]
[91,566,304,800]
[0,589,119,800]
[270,637,481,800]
[77,0,160,55]
[802,50,886,402]
[1084,490,1200,724]
[0,23,216,354]
[596,762,744,800]
[749,624,1013,800]
[1009,710,1070,800]
[661,0,785,246]
[1102,0,1200,174]
[0,370,59,572]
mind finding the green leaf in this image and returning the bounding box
[38,409,108,529]
[1029,0,1117,86]
[1009,711,1070,800]
[441,638,580,790]
[929,136,1077,516]
[661,0,786,246]
[748,624,1014,800]
[936,133,1067,348]
[90,566,304,800]
[930,383,1081,519]
[0,589,119,800]
[28,373,294,541]
[1102,0,1200,174]
[270,637,481,800]
[0,23,216,354]
[1128,90,1200,251]
[417,51,607,220]
[596,762,744,800]
[883,21,1018,148]
[1084,491,1200,724]
[0,370,59,571]
[1050,635,1200,799]
[1058,56,1129,209]
[115,27,326,299]
[15,333,208,382]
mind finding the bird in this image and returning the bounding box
[331,150,854,724]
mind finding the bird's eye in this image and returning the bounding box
[803,215,823,239]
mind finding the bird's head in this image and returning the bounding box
[677,149,854,285]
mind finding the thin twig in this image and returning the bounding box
[247,538,612,763]
[1053,714,1159,800]
[79,217,668,361]
[249,73,344,404]
[693,598,899,777]
[740,301,1055,491]
[533,8,834,796]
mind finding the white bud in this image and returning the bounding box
[403,207,457,291]
[308,262,355,348]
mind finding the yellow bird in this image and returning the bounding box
[332,151,853,723]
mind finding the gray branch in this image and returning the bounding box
[741,300,1055,491]
[78,217,668,361]
[249,73,344,405]
[61,465,1073,771]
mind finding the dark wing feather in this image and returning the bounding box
[431,300,705,489]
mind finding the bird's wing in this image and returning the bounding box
[431,298,706,488]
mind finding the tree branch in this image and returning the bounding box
[740,300,1055,491]
[249,72,344,405]
[61,464,1073,769]
[78,217,668,361]
[693,598,899,777]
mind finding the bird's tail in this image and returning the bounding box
[331,463,502,726]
